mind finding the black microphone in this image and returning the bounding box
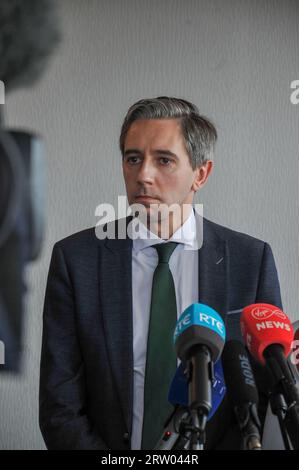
[222,340,262,450]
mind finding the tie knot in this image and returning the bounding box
[154,242,178,264]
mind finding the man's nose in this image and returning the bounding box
[136,159,155,184]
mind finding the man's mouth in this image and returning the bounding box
[134,195,160,202]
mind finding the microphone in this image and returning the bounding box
[240,303,294,366]
[222,340,262,450]
[172,303,226,449]
[155,359,226,450]
[168,359,226,419]
[240,303,297,393]
[291,320,299,377]
[241,303,299,450]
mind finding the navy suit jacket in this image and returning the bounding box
[39,215,283,449]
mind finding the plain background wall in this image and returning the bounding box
[1,0,298,449]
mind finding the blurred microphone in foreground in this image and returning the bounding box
[241,303,299,450]
[0,0,60,372]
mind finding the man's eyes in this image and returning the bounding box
[126,156,173,165]
[126,156,141,164]
[159,157,172,165]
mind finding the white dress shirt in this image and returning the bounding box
[131,209,199,450]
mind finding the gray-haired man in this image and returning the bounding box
[40,97,282,450]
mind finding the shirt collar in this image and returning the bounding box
[132,207,197,254]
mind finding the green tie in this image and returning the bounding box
[141,242,178,450]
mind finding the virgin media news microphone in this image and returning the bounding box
[173,303,226,424]
[222,340,262,450]
[241,303,299,450]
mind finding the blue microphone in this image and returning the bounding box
[173,303,226,420]
[155,361,226,450]
[168,359,226,420]
[155,304,226,450]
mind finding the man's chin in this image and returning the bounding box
[129,201,193,226]
[136,204,161,222]
[130,200,160,211]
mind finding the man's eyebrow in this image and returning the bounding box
[154,149,178,159]
[124,148,178,159]
[124,148,142,157]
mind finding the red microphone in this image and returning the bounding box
[241,303,299,450]
[291,321,299,375]
[240,303,294,366]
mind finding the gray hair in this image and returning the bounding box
[119,96,217,169]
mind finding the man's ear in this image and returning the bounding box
[192,160,214,192]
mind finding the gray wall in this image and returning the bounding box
[1,0,298,449]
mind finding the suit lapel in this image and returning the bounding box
[98,218,133,434]
[196,216,230,448]
[196,215,229,324]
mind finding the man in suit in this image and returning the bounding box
[39,97,282,450]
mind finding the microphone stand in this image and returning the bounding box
[154,406,207,450]
[154,406,191,450]
[185,345,213,450]
[264,345,299,450]
[234,403,262,450]
[155,347,213,450]
[268,391,291,450]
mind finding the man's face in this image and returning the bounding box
[122,119,199,223]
